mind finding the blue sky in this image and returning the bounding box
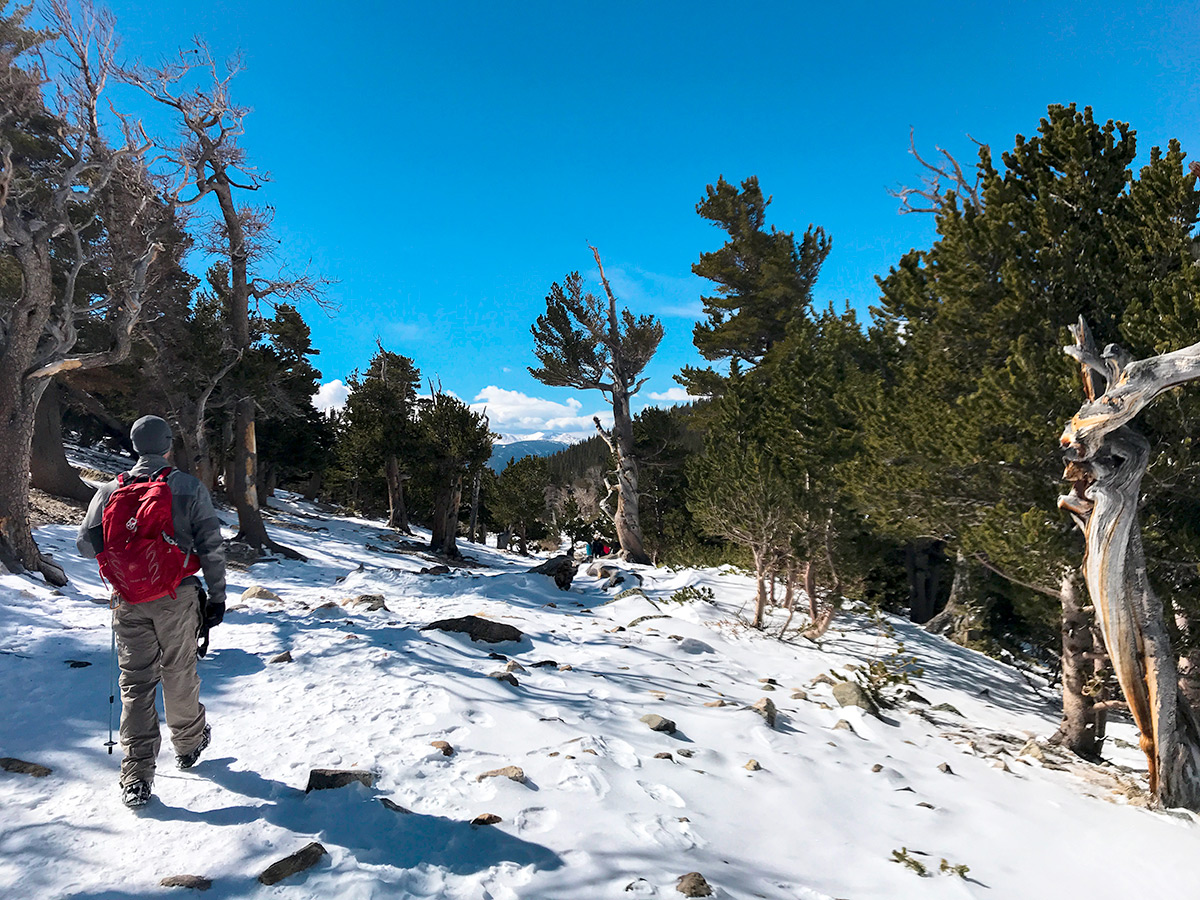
[93,0,1200,438]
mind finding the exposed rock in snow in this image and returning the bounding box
[304,769,375,792]
[676,871,713,897]
[640,714,676,733]
[476,766,526,783]
[0,757,51,777]
[258,842,327,885]
[421,615,524,643]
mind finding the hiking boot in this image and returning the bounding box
[122,780,152,809]
[176,724,211,770]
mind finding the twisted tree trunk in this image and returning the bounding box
[1060,319,1200,809]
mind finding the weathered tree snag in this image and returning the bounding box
[30,381,95,503]
[1060,318,1200,809]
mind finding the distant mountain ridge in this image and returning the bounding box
[488,439,570,471]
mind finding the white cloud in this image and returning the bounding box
[470,385,611,440]
[313,379,349,413]
[646,386,699,403]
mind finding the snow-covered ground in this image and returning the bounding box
[2,489,1197,899]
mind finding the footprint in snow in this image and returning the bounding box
[556,766,611,798]
[515,806,559,834]
[636,780,686,808]
[628,812,700,850]
[581,735,640,769]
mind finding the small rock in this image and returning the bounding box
[676,748,696,758]
[704,699,727,708]
[545,602,557,608]
[305,769,375,792]
[558,664,573,671]
[488,651,508,660]
[871,764,884,773]
[901,689,930,704]
[930,702,964,717]
[430,741,454,756]
[258,842,327,885]
[532,659,558,668]
[831,681,879,716]
[312,601,339,611]
[758,677,778,684]
[917,801,936,809]
[810,673,837,686]
[625,877,655,894]
[751,697,777,727]
[66,659,91,668]
[477,765,527,783]
[992,759,1012,772]
[790,690,808,701]
[160,875,212,890]
[654,752,674,761]
[504,660,528,674]
[422,615,524,644]
[582,748,599,755]
[490,672,520,687]
[760,684,776,692]
[744,759,761,771]
[380,798,412,813]
[1020,739,1046,761]
[818,701,833,710]
[678,816,690,822]
[346,593,389,612]
[564,754,575,759]
[240,585,281,603]
[269,651,293,664]
[640,714,677,734]
[833,720,854,731]
[676,871,714,897]
[937,762,954,774]
[419,565,452,575]
[471,813,502,826]
[0,758,52,778]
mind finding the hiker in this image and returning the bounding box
[76,415,227,809]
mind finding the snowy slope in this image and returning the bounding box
[1,495,1197,900]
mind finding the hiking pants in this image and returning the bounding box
[113,581,206,786]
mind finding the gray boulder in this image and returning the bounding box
[421,615,525,643]
[832,680,879,716]
[528,555,578,590]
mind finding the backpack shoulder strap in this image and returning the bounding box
[153,467,173,483]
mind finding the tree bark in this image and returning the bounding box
[1050,566,1106,759]
[467,470,481,543]
[384,455,410,532]
[30,381,95,502]
[926,550,974,637]
[1060,320,1200,809]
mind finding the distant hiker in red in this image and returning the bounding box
[77,415,227,809]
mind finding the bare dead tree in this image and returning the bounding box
[123,41,331,559]
[0,1,164,584]
[890,128,985,215]
[1059,317,1200,809]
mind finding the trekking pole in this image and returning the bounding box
[105,600,118,755]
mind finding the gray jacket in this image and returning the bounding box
[76,455,227,606]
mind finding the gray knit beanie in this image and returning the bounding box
[130,415,173,456]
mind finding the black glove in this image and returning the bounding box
[204,600,226,630]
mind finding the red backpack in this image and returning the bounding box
[96,468,199,604]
